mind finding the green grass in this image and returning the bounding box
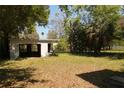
[102,50,124,53]
[0,52,124,87]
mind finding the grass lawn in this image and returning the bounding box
[0,52,124,88]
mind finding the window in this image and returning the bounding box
[31,44,38,52]
[19,44,27,52]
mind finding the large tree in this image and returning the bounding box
[59,5,121,54]
[0,5,49,59]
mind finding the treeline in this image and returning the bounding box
[56,5,124,54]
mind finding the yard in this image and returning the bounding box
[0,52,124,88]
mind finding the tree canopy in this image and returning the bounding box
[0,5,49,37]
[59,5,121,54]
[0,5,50,59]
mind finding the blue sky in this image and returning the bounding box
[36,5,59,39]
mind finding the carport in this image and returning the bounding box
[10,39,59,59]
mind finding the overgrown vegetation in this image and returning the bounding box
[58,5,124,54]
[55,37,69,52]
[0,5,124,59]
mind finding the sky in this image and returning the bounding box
[36,5,59,39]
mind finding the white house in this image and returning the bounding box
[10,39,59,59]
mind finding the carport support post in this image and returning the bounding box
[40,43,48,57]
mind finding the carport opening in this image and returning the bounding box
[19,44,41,57]
[48,43,53,53]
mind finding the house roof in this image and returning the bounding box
[39,39,59,43]
[10,39,59,44]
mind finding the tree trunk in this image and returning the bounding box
[2,32,10,59]
[94,38,102,55]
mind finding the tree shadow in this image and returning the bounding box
[76,69,124,88]
[0,57,27,66]
[0,68,36,88]
[0,67,51,88]
[100,52,124,60]
[70,52,124,60]
[14,57,29,61]
[0,61,12,67]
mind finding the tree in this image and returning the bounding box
[47,30,58,39]
[59,5,121,54]
[19,31,39,40]
[85,6,120,53]
[48,12,65,38]
[48,12,68,52]
[0,5,50,59]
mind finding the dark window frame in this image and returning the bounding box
[19,44,27,53]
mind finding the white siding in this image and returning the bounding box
[40,43,48,57]
[9,39,58,59]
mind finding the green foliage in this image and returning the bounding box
[0,5,49,37]
[114,39,124,45]
[115,17,124,39]
[55,37,69,52]
[0,5,50,59]
[68,18,86,53]
[59,5,121,54]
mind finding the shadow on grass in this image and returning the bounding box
[0,59,27,68]
[15,57,29,61]
[76,69,124,88]
[0,67,52,88]
[0,68,36,88]
[0,61,51,88]
[70,52,124,60]
[0,59,11,67]
[100,52,124,60]
[0,57,28,66]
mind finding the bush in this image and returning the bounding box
[55,38,69,52]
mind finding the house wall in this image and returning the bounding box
[10,42,49,59]
[40,43,48,57]
[10,39,58,59]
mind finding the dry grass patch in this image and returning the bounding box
[0,53,124,87]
